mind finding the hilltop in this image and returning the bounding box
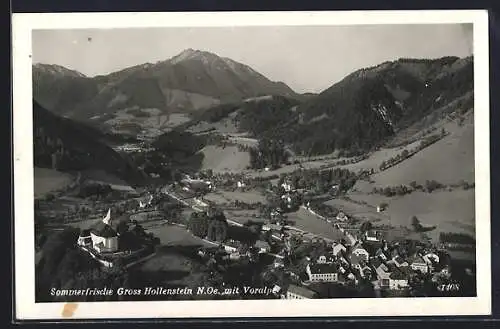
[33,49,299,137]
[33,100,147,186]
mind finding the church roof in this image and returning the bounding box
[90,221,118,238]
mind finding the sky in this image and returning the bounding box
[32,24,473,93]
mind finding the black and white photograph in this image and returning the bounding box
[13,10,491,319]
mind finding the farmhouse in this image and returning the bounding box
[306,263,339,283]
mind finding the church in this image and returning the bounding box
[78,209,120,254]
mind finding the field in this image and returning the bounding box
[204,190,267,205]
[34,167,74,199]
[199,145,250,173]
[147,224,213,248]
[348,189,475,242]
[286,207,345,241]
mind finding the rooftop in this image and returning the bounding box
[308,263,339,274]
[287,284,318,298]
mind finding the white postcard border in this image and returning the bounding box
[12,10,491,320]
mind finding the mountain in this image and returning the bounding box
[180,56,473,156]
[33,100,147,186]
[32,49,299,137]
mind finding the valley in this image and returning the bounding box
[33,50,476,301]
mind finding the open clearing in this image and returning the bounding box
[34,167,74,199]
[199,145,250,173]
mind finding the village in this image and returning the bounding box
[34,162,475,300]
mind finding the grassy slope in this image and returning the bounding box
[34,167,74,199]
[199,145,250,173]
[343,111,475,241]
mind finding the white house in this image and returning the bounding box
[88,209,119,254]
[306,263,339,283]
[237,181,246,188]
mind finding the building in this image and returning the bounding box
[332,242,347,257]
[352,246,370,261]
[372,258,391,280]
[391,255,409,268]
[375,248,388,261]
[306,263,339,283]
[281,180,293,192]
[364,230,381,242]
[422,252,440,266]
[409,256,429,274]
[286,284,318,299]
[336,211,348,222]
[255,240,271,254]
[350,253,365,272]
[88,209,119,253]
[389,270,409,290]
[77,229,92,247]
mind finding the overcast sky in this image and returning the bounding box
[32,24,473,93]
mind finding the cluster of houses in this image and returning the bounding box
[276,231,450,299]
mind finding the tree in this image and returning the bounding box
[411,216,423,232]
[360,221,373,233]
[188,212,209,238]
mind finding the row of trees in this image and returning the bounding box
[380,129,447,171]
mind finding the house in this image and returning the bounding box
[360,266,373,279]
[316,255,328,264]
[306,263,339,282]
[255,240,271,254]
[286,284,318,299]
[364,230,380,242]
[375,248,388,261]
[409,256,429,274]
[89,209,119,254]
[391,255,409,268]
[389,270,409,290]
[77,229,92,247]
[332,242,347,257]
[336,211,348,222]
[352,246,370,261]
[422,252,440,266]
[372,258,391,280]
[350,253,365,271]
[281,180,293,192]
[237,181,246,188]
